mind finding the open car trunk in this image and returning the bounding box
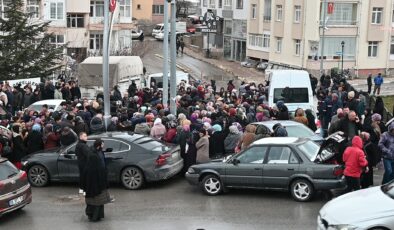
[314,131,347,164]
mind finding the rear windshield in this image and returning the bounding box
[286,125,315,138]
[137,139,168,151]
[274,87,309,103]
[0,161,19,180]
[297,140,319,161]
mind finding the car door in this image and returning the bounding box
[224,146,268,188]
[57,143,79,181]
[262,146,300,189]
[101,139,130,181]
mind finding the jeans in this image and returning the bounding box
[345,176,360,193]
[382,158,394,184]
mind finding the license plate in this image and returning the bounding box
[172,152,179,160]
[9,196,24,206]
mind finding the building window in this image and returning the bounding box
[236,0,243,9]
[90,33,104,50]
[50,2,64,20]
[295,39,301,56]
[263,0,272,22]
[90,1,104,17]
[0,0,11,18]
[276,5,282,21]
[368,41,378,57]
[119,0,131,17]
[67,14,84,28]
[224,0,232,7]
[263,34,270,48]
[218,0,222,8]
[209,0,215,8]
[371,7,383,24]
[248,34,263,48]
[137,4,141,10]
[50,34,65,47]
[276,37,282,53]
[390,37,394,58]
[319,37,356,59]
[203,0,207,7]
[294,5,301,23]
[152,5,164,15]
[251,4,257,19]
[27,0,40,19]
[325,3,357,26]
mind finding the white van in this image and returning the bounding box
[152,23,164,37]
[267,70,314,114]
[147,71,189,90]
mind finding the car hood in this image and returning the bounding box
[319,187,394,224]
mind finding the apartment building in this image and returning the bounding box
[199,0,249,61]
[246,0,394,77]
[0,0,135,62]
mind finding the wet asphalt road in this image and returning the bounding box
[0,175,327,230]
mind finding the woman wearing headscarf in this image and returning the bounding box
[196,128,210,164]
[163,121,177,143]
[293,108,308,126]
[360,132,377,189]
[26,123,44,154]
[209,124,225,159]
[305,109,317,132]
[373,96,384,118]
[10,125,27,169]
[237,124,256,151]
[150,118,166,139]
[224,125,242,155]
[82,139,111,222]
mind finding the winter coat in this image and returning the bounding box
[294,116,308,126]
[22,93,33,108]
[74,122,89,136]
[163,128,177,143]
[224,133,242,154]
[209,131,226,157]
[134,123,150,136]
[12,91,22,108]
[196,136,209,163]
[44,133,60,149]
[60,129,77,146]
[343,136,368,178]
[10,134,27,162]
[81,147,107,198]
[75,140,91,187]
[70,86,81,100]
[150,123,166,139]
[238,124,256,150]
[26,131,44,154]
[54,89,63,99]
[374,76,383,85]
[378,123,394,160]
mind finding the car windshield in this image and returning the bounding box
[28,104,56,112]
[274,87,309,103]
[154,25,162,30]
[0,161,19,180]
[297,140,320,161]
[381,180,394,199]
[286,125,315,138]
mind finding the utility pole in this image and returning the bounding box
[103,0,110,130]
[170,0,177,115]
[319,0,327,77]
[162,1,169,108]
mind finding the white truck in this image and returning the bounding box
[78,56,144,99]
[153,21,187,40]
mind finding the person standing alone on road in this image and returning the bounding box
[76,132,90,195]
[367,73,372,94]
[378,122,394,184]
[343,136,369,193]
[373,73,384,95]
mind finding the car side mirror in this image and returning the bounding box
[105,148,113,153]
[232,158,240,165]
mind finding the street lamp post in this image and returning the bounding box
[341,41,345,74]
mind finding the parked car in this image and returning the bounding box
[318,180,394,229]
[131,29,144,40]
[241,59,258,68]
[27,99,65,112]
[21,132,183,190]
[256,62,269,71]
[0,158,32,217]
[185,134,346,202]
[252,120,324,144]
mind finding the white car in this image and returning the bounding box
[317,180,394,230]
[131,29,143,40]
[27,99,65,112]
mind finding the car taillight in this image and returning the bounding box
[156,153,171,166]
[20,171,27,180]
[333,167,343,177]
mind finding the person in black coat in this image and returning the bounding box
[305,109,317,132]
[360,132,378,189]
[60,127,77,146]
[9,125,27,169]
[209,124,226,159]
[82,139,109,222]
[373,96,385,118]
[26,124,44,154]
[76,132,90,193]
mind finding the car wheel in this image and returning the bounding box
[28,165,49,187]
[290,179,314,202]
[121,166,145,190]
[201,174,222,196]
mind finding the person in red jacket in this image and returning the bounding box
[343,136,369,193]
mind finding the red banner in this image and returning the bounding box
[109,0,117,12]
[327,2,334,14]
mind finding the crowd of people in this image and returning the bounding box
[0,72,392,196]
